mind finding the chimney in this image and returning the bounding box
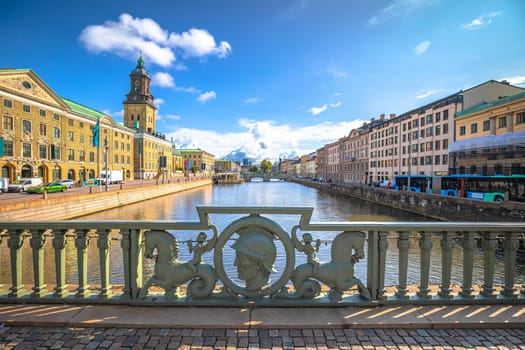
[390,113,396,119]
[380,114,385,120]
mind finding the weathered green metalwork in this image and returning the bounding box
[0,206,523,307]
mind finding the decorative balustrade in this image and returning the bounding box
[0,206,523,306]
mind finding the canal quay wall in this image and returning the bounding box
[293,179,525,222]
[0,179,211,221]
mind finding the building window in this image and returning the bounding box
[434,155,440,165]
[50,145,61,160]
[425,156,432,165]
[483,120,490,131]
[22,104,30,113]
[420,117,425,126]
[443,123,449,134]
[3,115,13,130]
[470,123,478,134]
[22,143,31,158]
[53,113,60,121]
[413,119,418,127]
[443,154,448,164]
[68,149,75,161]
[39,109,46,117]
[498,116,507,128]
[459,125,466,136]
[89,151,95,162]
[3,140,13,156]
[114,141,118,149]
[79,150,85,162]
[68,119,74,126]
[39,123,47,136]
[68,131,74,142]
[79,122,84,128]
[22,120,32,134]
[443,139,449,149]
[53,127,60,138]
[114,155,118,163]
[443,110,449,120]
[435,125,441,135]
[3,99,13,108]
[435,140,441,150]
[39,144,47,159]
[516,112,525,125]
[426,114,433,124]
[79,134,84,144]
[435,112,441,122]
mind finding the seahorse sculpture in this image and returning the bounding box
[138,230,217,301]
[284,230,371,301]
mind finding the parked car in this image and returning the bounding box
[59,179,75,188]
[26,181,67,194]
[0,178,8,194]
[379,180,395,189]
[7,178,43,192]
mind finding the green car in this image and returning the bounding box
[26,181,67,194]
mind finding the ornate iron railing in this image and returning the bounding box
[0,206,523,306]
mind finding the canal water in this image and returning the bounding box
[1,181,522,290]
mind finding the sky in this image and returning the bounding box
[2,0,525,163]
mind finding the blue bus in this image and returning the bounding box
[394,175,432,193]
[437,174,525,203]
[395,174,525,202]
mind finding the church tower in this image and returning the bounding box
[123,55,157,133]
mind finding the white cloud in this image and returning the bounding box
[414,41,431,56]
[79,13,232,67]
[308,101,342,115]
[167,119,365,163]
[369,0,439,25]
[502,76,525,87]
[328,66,347,78]
[152,72,175,87]
[153,98,165,109]
[168,28,232,58]
[416,89,445,99]
[309,104,328,116]
[462,12,502,30]
[165,114,181,120]
[244,97,261,104]
[197,91,217,103]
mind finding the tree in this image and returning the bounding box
[249,166,258,173]
[260,159,272,173]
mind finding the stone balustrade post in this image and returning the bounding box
[377,231,389,299]
[75,229,91,298]
[438,231,455,299]
[481,232,498,298]
[97,229,112,299]
[120,230,131,300]
[52,229,69,298]
[501,232,519,298]
[417,232,433,299]
[8,230,25,298]
[460,231,476,299]
[30,229,48,298]
[395,231,410,299]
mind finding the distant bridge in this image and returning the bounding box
[243,173,288,182]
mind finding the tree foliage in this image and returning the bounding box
[249,166,258,173]
[260,159,272,173]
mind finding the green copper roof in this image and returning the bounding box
[179,149,203,153]
[62,97,106,120]
[137,55,144,67]
[455,91,525,118]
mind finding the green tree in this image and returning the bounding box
[249,166,258,173]
[260,159,272,173]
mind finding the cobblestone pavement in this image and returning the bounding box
[1,326,524,349]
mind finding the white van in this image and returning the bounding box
[0,178,8,194]
[8,178,43,192]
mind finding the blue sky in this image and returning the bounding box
[2,0,525,162]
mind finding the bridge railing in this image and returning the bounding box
[0,206,523,306]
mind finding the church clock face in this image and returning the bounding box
[134,80,140,92]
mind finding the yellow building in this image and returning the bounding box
[180,149,215,176]
[451,91,525,175]
[0,68,134,183]
[214,159,239,173]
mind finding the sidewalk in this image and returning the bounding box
[1,303,524,349]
